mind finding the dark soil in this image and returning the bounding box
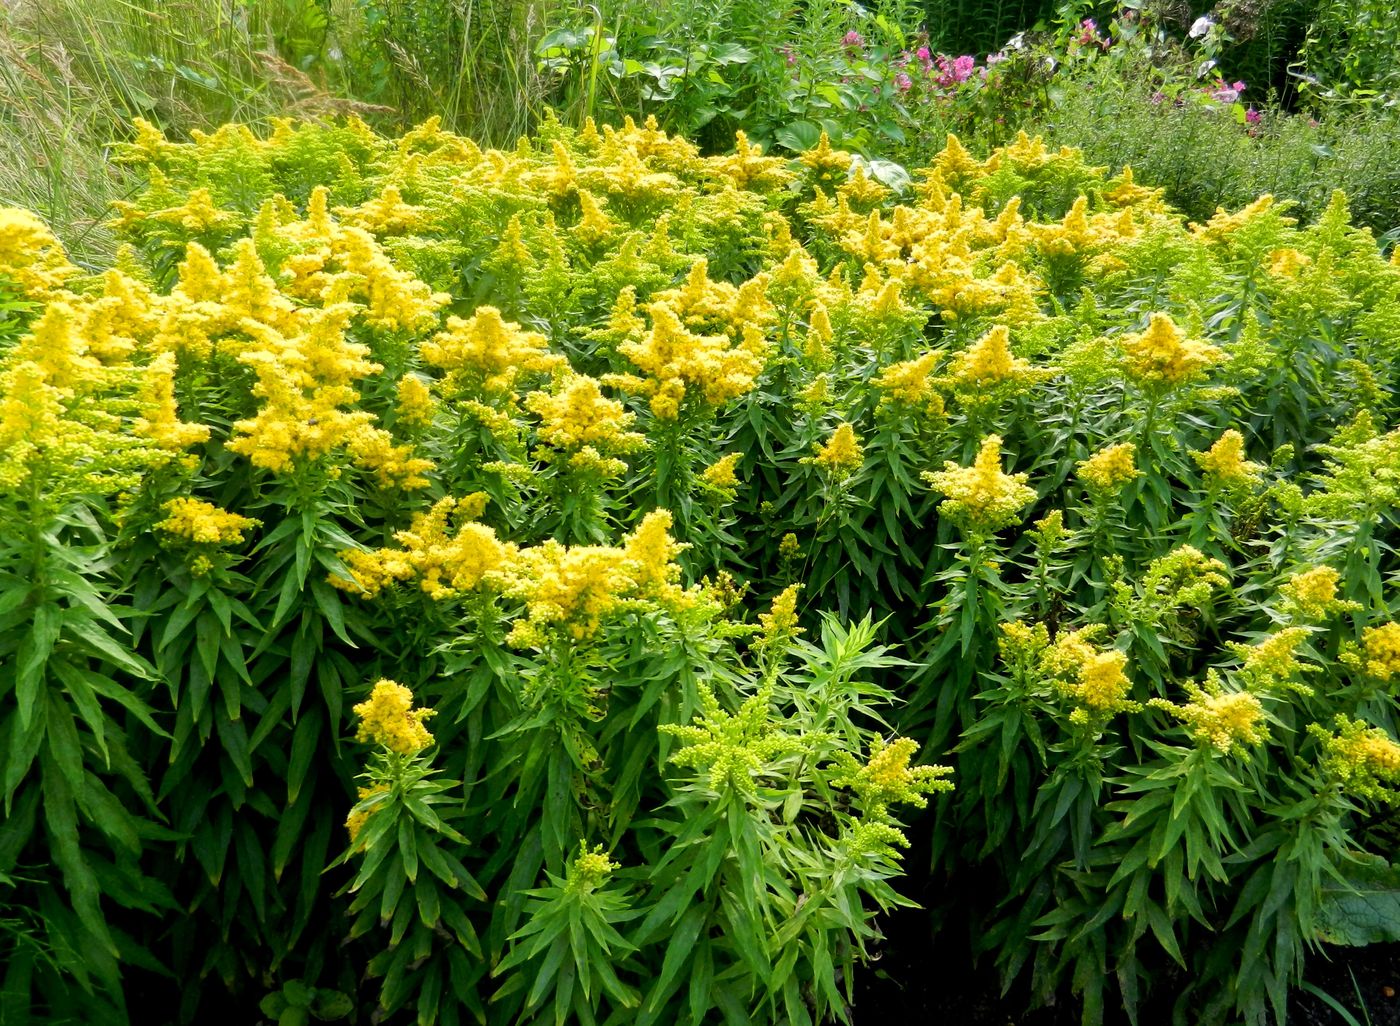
[856,899,1400,1026]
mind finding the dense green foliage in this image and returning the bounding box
[3,111,1400,1025]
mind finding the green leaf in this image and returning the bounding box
[774,121,821,152]
[17,603,62,728]
[1315,855,1400,946]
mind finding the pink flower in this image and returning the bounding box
[1245,107,1260,123]
[895,72,913,92]
[953,54,975,81]
[843,30,864,51]
[916,45,931,61]
[1233,80,1246,92]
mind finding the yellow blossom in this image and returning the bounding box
[1312,715,1400,803]
[339,184,424,235]
[566,843,619,894]
[0,208,78,299]
[1280,566,1354,620]
[810,422,864,478]
[1193,430,1263,487]
[1230,627,1312,692]
[396,374,436,429]
[1120,313,1223,390]
[834,737,953,815]
[226,305,384,474]
[701,453,741,493]
[756,583,803,650]
[352,679,435,754]
[1267,247,1311,278]
[495,511,686,645]
[524,374,644,455]
[1151,675,1267,755]
[422,305,566,395]
[1358,622,1400,682]
[134,353,211,452]
[156,498,259,546]
[875,351,945,413]
[332,495,509,600]
[923,434,1037,533]
[151,187,240,233]
[609,302,765,417]
[1077,443,1140,493]
[1042,625,1138,724]
[948,325,1037,389]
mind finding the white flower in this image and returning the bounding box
[1189,15,1214,38]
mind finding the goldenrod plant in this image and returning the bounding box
[1,115,1399,1025]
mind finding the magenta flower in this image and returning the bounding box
[953,55,975,81]
[1245,107,1261,123]
[916,45,931,61]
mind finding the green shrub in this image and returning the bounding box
[3,114,1400,1026]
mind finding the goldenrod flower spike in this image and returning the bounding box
[352,679,436,755]
[1077,443,1140,493]
[923,434,1037,534]
[1120,312,1223,390]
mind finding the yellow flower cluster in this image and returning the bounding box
[701,452,741,493]
[338,184,425,235]
[834,737,954,816]
[156,498,259,546]
[524,374,645,473]
[1230,627,1312,693]
[225,304,431,487]
[810,422,864,478]
[423,306,566,396]
[1120,313,1223,390]
[495,510,687,646]
[874,351,945,414]
[332,495,510,600]
[1151,674,1268,755]
[608,302,766,419]
[923,435,1037,534]
[352,679,436,755]
[1137,546,1231,612]
[396,374,436,429]
[1280,566,1354,620]
[262,189,449,332]
[660,681,805,795]
[1358,622,1400,682]
[0,208,78,299]
[1193,430,1264,487]
[756,583,804,651]
[566,843,620,894]
[1041,626,1139,725]
[947,325,1041,390]
[1312,715,1400,803]
[1077,443,1140,493]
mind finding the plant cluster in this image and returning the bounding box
[2,112,1400,1026]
